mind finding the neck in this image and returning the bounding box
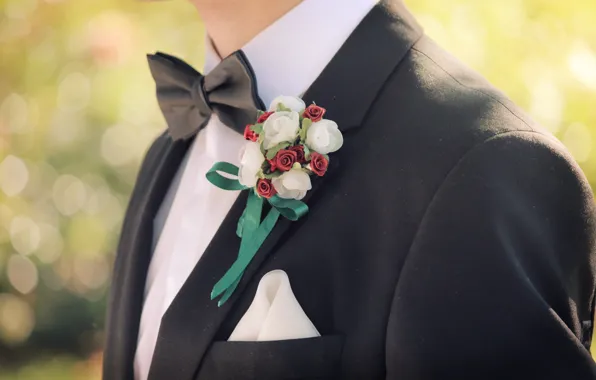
[191,0,303,58]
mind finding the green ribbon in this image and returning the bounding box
[206,161,250,191]
[268,195,309,221]
[205,162,309,306]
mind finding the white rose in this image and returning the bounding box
[238,142,264,187]
[262,111,300,149]
[272,169,312,200]
[305,119,344,154]
[268,96,306,113]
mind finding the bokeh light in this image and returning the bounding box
[0,155,29,196]
[7,254,39,294]
[9,215,40,255]
[52,174,87,216]
[0,293,35,344]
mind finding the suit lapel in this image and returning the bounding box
[147,158,339,380]
[103,133,192,380]
[148,1,423,379]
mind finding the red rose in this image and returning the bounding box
[309,152,328,176]
[303,104,326,122]
[256,178,276,199]
[273,149,298,172]
[257,111,274,123]
[243,124,258,141]
[267,158,277,172]
[289,145,306,163]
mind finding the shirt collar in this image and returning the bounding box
[204,0,378,108]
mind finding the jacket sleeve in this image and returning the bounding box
[385,131,596,379]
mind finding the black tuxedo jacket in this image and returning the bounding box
[103,1,596,379]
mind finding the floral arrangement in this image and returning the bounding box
[206,95,343,305]
[238,95,343,200]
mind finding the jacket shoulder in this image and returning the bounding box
[371,35,546,143]
[362,34,575,175]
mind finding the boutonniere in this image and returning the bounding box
[206,95,344,305]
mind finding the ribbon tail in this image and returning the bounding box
[236,208,246,238]
[212,191,264,304]
[217,275,243,307]
[211,208,281,302]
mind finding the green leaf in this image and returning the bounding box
[257,110,265,117]
[265,149,276,160]
[303,144,311,160]
[250,123,263,134]
[299,118,312,142]
[262,171,282,179]
[276,103,291,112]
[302,118,313,130]
[265,142,291,160]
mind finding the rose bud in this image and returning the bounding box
[289,145,306,163]
[243,124,259,141]
[303,104,326,122]
[267,158,277,172]
[257,111,274,123]
[274,149,298,172]
[256,178,276,199]
[309,152,329,176]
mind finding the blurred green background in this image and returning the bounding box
[0,0,595,378]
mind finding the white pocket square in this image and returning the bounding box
[228,270,320,342]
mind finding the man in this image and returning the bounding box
[103,0,596,378]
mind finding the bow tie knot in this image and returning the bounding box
[147,51,265,141]
[190,76,212,120]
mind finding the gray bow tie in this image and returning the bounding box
[147,50,265,141]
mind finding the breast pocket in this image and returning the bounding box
[197,335,344,380]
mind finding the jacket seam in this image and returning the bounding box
[411,44,536,133]
[354,34,425,136]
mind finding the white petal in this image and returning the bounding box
[272,169,312,200]
[295,190,307,200]
[238,164,259,187]
[268,96,306,113]
[272,176,289,198]
[327,125,344,153]
[262,112,300,149]
[240,141,265,168]
[305,119,343,154]
[287,189,302,200]
[284,170,312,191]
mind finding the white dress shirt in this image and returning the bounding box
[134,0,378,379]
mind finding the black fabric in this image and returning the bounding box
[102,134,192,380]
[200,336,344,379]
[147,50,265,140]
[103,0,596,379]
